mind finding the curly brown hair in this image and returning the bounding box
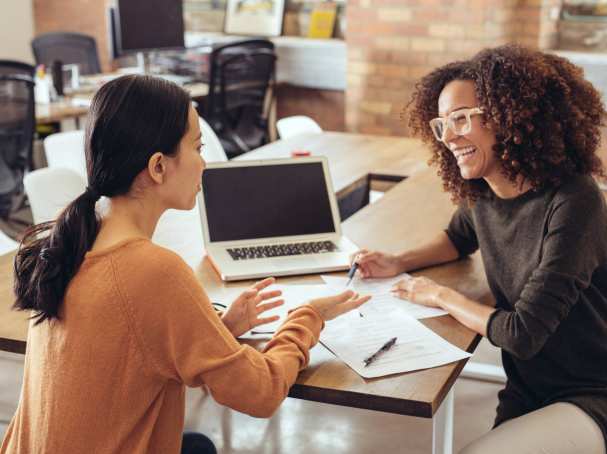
[407,44,606,202]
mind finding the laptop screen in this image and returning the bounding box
[202,162,336,242]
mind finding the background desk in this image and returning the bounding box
[0,133,493,454]
[35,78,209,124]
[35,99,90,124]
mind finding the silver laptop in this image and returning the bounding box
[198,157,358,281]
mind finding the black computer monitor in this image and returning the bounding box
[114,0,185,55]
[107,7,120,60]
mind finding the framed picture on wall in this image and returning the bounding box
[224,0,285,37]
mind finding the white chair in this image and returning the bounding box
[199,117,228,163]
[23,168,87,225]
[276,115,322,139]
[0,230,18,255]
[43,130,87,180]
[460,338,507,384]
[461,361,507,383]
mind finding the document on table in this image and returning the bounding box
[320,309,472,379]
[321,275,448,319]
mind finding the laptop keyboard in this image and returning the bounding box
[227,241,338,261]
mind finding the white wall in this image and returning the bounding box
[0,0,35,63]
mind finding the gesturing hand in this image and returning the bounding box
[308,290,371,321]
[222,277,284,338]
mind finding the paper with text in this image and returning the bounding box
[321,275,448,319]
[320,310,472,378]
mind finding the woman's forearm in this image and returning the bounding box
[398,231,460,273]
[395,232,494,335]
[436,287,496,336]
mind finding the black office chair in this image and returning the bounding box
[32,32,101,75]
[0,60,35,78]
[203,40,276,159]
[0,62,35,220]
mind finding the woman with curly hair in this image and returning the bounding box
[355,44,607,453]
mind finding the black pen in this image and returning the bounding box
[363,337,397,367]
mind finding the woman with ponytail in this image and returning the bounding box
[1,75,369,454]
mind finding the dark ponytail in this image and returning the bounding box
[14,75,190,324]
[14,190,100,324]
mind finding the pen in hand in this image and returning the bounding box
[363,337,397,367]
[345,260,363,317]
[346,261,359,287]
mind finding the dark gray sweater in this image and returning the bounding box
[446,175,607,445]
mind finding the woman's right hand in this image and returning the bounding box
[353,249,404,278]
[308,290,371,321]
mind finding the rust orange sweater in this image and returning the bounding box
[1,238,323,454]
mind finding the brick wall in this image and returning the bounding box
[33,0,112,72]
[277,85,345,132]
[346,0,560,136]
[31,0,561,137]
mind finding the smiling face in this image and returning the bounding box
[437,80,500,182]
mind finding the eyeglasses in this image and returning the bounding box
[429,107,484,142]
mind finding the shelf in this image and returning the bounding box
[185,32,346,91]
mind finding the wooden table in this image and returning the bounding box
[36,98,91,124]
[0,132,492,454]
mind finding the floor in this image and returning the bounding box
[0,339,503,453]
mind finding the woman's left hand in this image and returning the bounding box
[222,277,284,338]
[391,275,447,309]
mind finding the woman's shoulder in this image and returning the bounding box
[544,174,607,228]
[102,238,205,303]
[92,238,193,281]
[552,174,604,207]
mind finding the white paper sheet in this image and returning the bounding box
[321,275,448,320]
[320,310,472,379]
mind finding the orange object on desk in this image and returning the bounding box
[291,150,311,157]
